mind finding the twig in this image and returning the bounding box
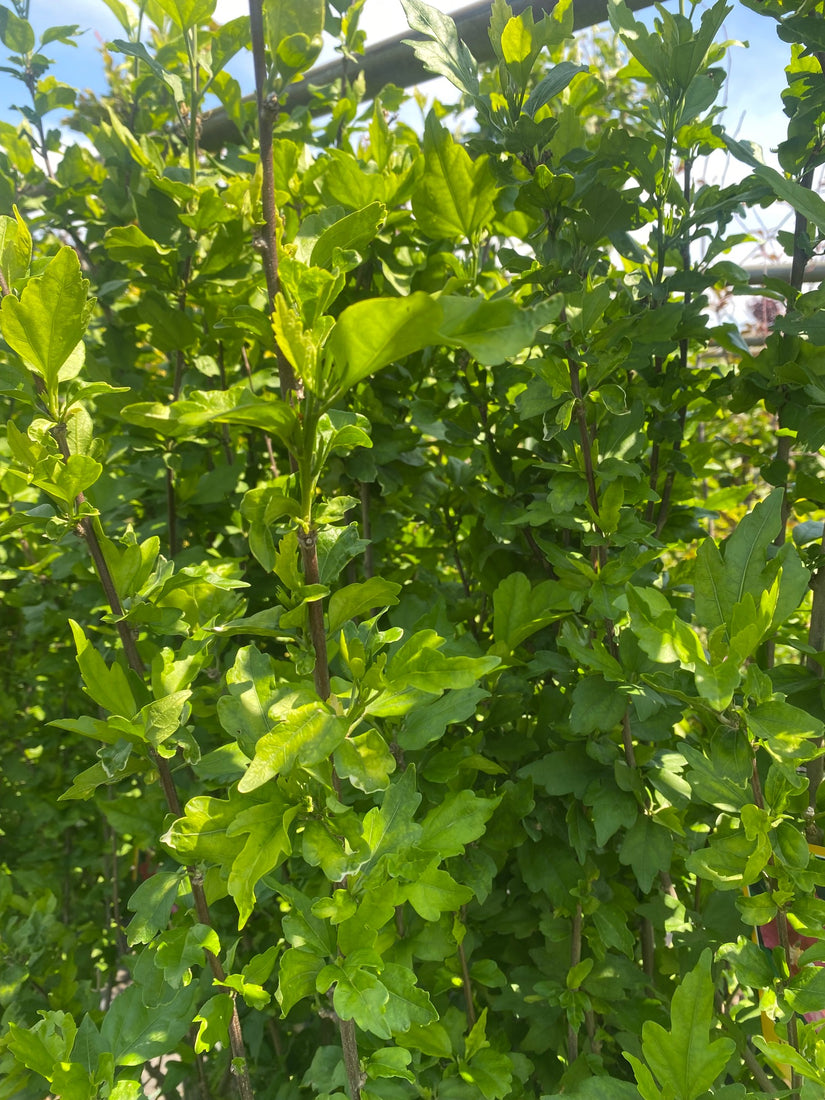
[248,0,295,400]
[52,427,255,1100]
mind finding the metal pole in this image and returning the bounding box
[200,0,656,150]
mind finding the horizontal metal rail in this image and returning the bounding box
[200,0,655,149]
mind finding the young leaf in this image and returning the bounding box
[193,994,233,1054]
[154,0,216,31]
[0,246,93,395]
[401,0,479,97]
[636,949,734,1099]
[0,206,31,286]
[69,620,138,719]
[264,0,323,80]
[411,113,497,242]
[405,862,473,920]
[237,704,347,790]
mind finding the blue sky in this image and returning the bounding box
[0,1,792,159]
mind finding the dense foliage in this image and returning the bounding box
[2,0,825,1097]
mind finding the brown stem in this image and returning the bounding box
[569,360,599,519]
[248,0,294,400]
[766,433,794,668]
[646,442,660,524]
[458,931,476,1028]
[297,527,331,701]
[772,433,793,549]
[567,902,582,1064]
[790,167,815,290]
[569,357,605,571]
[338,1016,363,1100]
[444,506,471,598]
[166,462,178,557]
[641,917,655,981]
[654,407,686,539]
[621,708,637,771]
[751,754,802,1095]
[53,431,254,1100]
[742,1039,779,1094]
[360,482,374,580]
[173,257,193,400]
[216,343,235,467]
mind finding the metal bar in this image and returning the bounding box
[200,0,656,150]
[749,262,825,284]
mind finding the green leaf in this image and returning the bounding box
[686,829,770,890]
[69,620,138,719]
[618,815,673,892]
[193,994,233,1054]
[411,113,497,242]
[32,454,102,508]
[328,577,401,636]
[264,0,323,79]
[542,1079,641,1100]
[366,1046,415,1082]
[745,699,824,763]
[419,789,500,858]
[386,630,499,693]
[626,584,705,667]
[226,796,299,927]
[334,730,397,793]
[162,791,245,867]
[103,224,175,265]
[400,0,479,97]
[0,6,34,52]
[217,644,280,756]
[694,489,793,636]
[326,292,443,396]
[381,962,438,1034]
[277,947,326,1011]
[0,206,31,287]
[638,950,735,1100]
[109,40,185,104]
[309,202,387,270]
[126,871,183,946]
[717,937,776,989]
[139,690,191,748]
[154,0,216,30]
[330,965,390,1038]
[155,923,220,986]
[0,246,93,394]
[752,162,825,236]
[569,675,627,735]
[525,61,587,115]
[238,703,347,790]
[100,983,198,1066]
[405,862,473,920]
[438,298,555,367]
[6,1016,69,1080]
[460,1048,514,1100]
[361,765,423,873]
[399,686,487,750]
